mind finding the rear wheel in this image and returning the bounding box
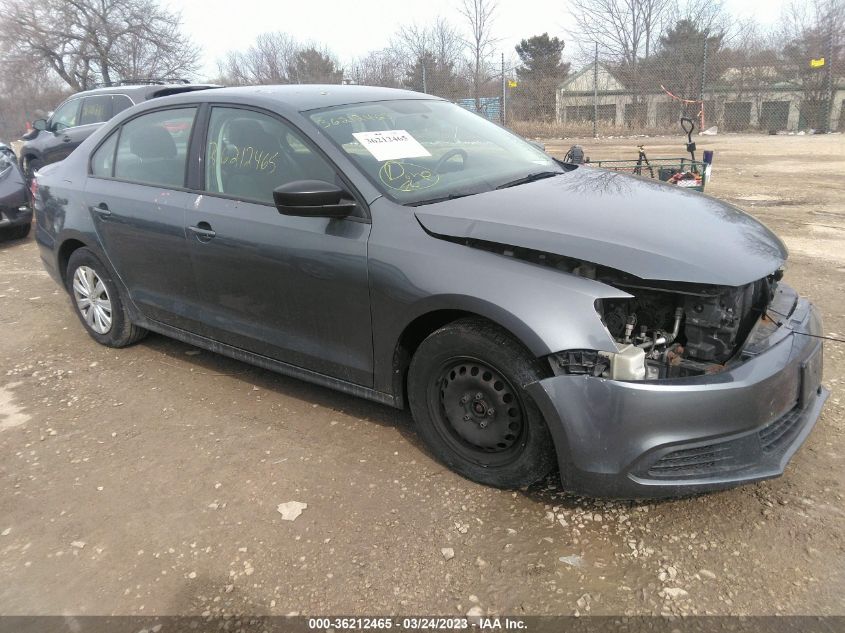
[407,318,556,488]
[66,248,147,347]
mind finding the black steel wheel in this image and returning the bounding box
[408,318,557,488]
[434,358,526,465]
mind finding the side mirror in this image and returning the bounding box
[273,180,355,218]
[32,119,48,132]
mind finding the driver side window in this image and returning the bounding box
[51,99,81,131]
[204,107,336,205]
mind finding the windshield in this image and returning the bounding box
[307,100,563,205]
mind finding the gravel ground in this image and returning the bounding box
[0,133,843,617]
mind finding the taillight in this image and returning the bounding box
[29,177,38,200]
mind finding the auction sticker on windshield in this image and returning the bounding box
[352,130,431,162]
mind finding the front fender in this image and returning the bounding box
[368,203,631,396]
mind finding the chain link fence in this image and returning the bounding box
[353,32,844,139]
[551,36,844,137]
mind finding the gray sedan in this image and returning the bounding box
[31,85,827,498]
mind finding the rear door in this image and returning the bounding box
[185,105,374,386]
[85,106,203,331]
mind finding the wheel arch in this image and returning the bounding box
[57,237,89,283]
[388,299,551,409]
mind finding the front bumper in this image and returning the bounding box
[527,287,828,498]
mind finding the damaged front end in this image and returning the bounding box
[412,169,825,496]
[518,253,827,497]
[552,265,784,381]
[455,237,785,382]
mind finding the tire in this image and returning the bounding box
[66,247,147,347]
[407,317,557,488]
[0,223,30,241]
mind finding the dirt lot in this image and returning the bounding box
[0,134,843,617]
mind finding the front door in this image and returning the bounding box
[85,106,203,331]
[43,98,82,165]
[186,106,374,386]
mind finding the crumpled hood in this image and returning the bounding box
[414,167,787,286]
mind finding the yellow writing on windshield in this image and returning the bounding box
[378,160,439,192]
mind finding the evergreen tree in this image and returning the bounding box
[513,33,570,120]
[289,48,343,84]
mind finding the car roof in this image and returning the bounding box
[68,83,221,102]
[161,84,442,111]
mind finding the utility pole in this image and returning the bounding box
[699,37,709,129]
[824,25,834,133]
[422,63,427,94]
[593,41,599,138]
[501,52,506,126]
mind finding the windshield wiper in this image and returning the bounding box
[408,192,477,207]
[495,171,561,190]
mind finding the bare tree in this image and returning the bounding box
[394,18,465,67]
[0,58,69,140]
[346,49,405,87]
[678,0,729,36]
[218,34,343,86]
[0,0,200,90]
[390,18,465,96]
[568,0,673,124]
[775,0,844,129]
[218,32,301,85]
[717,20,782,129]
[458,0,498,105]
[569,0,671,67]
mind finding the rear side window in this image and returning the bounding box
[112,95,133,116]
[79,95,113,125]
[91,131,119,177]
[113,108,197,188]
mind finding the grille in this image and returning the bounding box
[647,443,740,479]
[759,405,802,453]
[645,403,804,479]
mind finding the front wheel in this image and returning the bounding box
[0,223,30,241]
[407,318,557,488]
[66,248,147,347]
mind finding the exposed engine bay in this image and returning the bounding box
[591,277,777,379]
[455,238,781,381]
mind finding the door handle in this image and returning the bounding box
[188,223,216,241]
[92,202,111,217]
[62,136,71,143]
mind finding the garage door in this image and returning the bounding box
[723,102,752,131]
[760,101,789,131]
